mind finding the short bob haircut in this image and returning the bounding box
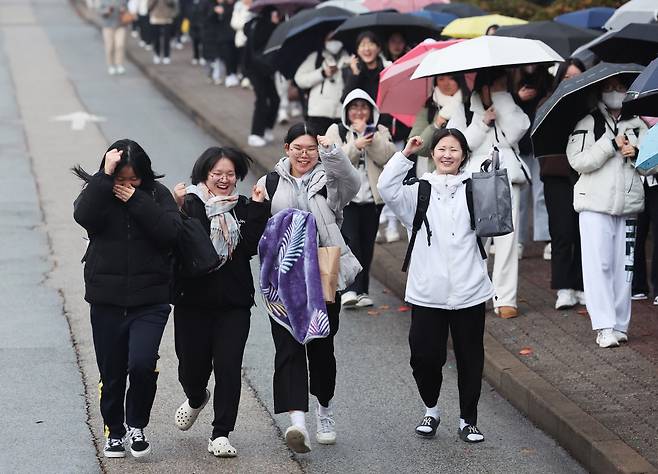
[284,122,319,145]
[190,146,253,185]
[430,128,470,170]
[355,30,382,51]
[72,139,163,188]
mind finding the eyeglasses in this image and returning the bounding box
[290,146,318,156]
[208,171,235,180]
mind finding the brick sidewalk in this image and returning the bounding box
[73,4,658,471]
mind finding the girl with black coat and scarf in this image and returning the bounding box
[171,147,270,457]
[73,139,181,459]
[201,0,239,85]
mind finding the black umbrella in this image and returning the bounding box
[623,57,658,116]
[575,23,658,66]
[264,6,354,79]
[250,0,319,15]
[531,62,644,157]
[424,2,486,18]
[494,21,600,59]
[331,11,442,52]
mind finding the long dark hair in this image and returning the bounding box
[552,58,586,92]
[190,146,253,184]
[72,139,163,188]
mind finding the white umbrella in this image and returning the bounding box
[411,35,563,79]
[604,0,658,31]
[316,0,369,14]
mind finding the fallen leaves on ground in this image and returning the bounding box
[367,310,380,316]
[397,305,411,312]
[519,347,533,356]
[576,309,589,317]
[379,304,390,310]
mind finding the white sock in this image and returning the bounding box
[318,399,332,416]
[425,405,440,420]
[459,418,468,430]
[290,410,305,428]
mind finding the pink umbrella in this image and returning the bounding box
[376,39,465,127]
[363,0,448,14]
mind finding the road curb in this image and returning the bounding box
[70,2,657,472]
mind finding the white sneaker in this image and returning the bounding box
[316,411,336,445]
[631,292,648,300]
[139,40,146,48]
[145,44,153,51]
[191,58,199,65]
[199,57,207,66]
[341,290,358,307]
[284,425,311,453]
[543,242,552,260]
[596,328,619,348]
[152,55,161,64]
[555,289,578,310]
[115,65,125,75]
[264,128,274,143]
[518,243,524,260]
[174,41,184,50]
[162,57,171,65]
[575,290,586,305]
[653,296,658,305]
[224,74,239,87]
[207,436,237,457]
[277,109,290,125]
[355,294,373,308]
[108,65,117,75]
[385,227,401,243]
[131,30,138,38]
[240,77,251,88]
[174,389,210,430]
[247,134,267,147]
[612,330,628,343]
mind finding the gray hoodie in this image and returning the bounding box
[257,144,362,291]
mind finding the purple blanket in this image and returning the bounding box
[258,208,330,344]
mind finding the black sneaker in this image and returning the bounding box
[458,424,484,443]
[127,427,151,458]
[415,415,440,438]
[103,437,126,458]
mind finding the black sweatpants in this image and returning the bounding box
[90,303,170,439]
[152,24,172,58]
[217,41,238,75]
[248,72,279,136]
[342,202,383,295]
[138,14,152,46]
[174,305,251,439]
[270,295,340,413]
[189,25,202,60]
[633,180,658,295]
[543,176,583,291]
[409,303,485,426]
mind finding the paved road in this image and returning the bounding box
[1,0,585,472]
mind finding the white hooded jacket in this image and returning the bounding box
[567,102,647,216]
[377,151,495,309]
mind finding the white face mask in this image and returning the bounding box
[325,40,343,55]
[601,91,625,110]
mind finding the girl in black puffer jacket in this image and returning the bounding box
[73,139,181,459]
[171,146,269,457]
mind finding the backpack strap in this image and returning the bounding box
[338,124,350,143]
[265,171,279,200]
[401,179,432,272]
[590,108,608,141]
[464,179,487,260]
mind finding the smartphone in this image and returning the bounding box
[364,124,377,136]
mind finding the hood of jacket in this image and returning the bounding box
[341,88,380,131]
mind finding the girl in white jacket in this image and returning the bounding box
[378,129,494,444]
[566,76,648,348]
[448,68,531,319]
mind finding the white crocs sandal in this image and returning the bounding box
[174,389,210,430]
[207,436,237,458]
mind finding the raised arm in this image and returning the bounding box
[317,136,360,212]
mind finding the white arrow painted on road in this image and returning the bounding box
[51,111,106,131]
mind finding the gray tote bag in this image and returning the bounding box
[469,147,514,238]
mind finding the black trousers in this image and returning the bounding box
[342,202,383,295]
[307,116,340,136]
[543,177,583,290]
[152,24,172,58]
[270,296,340,413]
[189,25,202,60]
[217,41,238,75]
[138,14,152,45]
[248,72,279,136]
[174,305,251,439]
[90,303,170,439]
[633,181,658,295]
[409,303,485,426]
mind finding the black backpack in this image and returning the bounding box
[401,178,487,272]
[175,212,221,278]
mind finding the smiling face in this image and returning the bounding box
[114,165,142,187]
[357,37,381,66]
[285,134,319,178]
[431,135,465,175]
[204,157,237,196]
[347,99,372,125]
